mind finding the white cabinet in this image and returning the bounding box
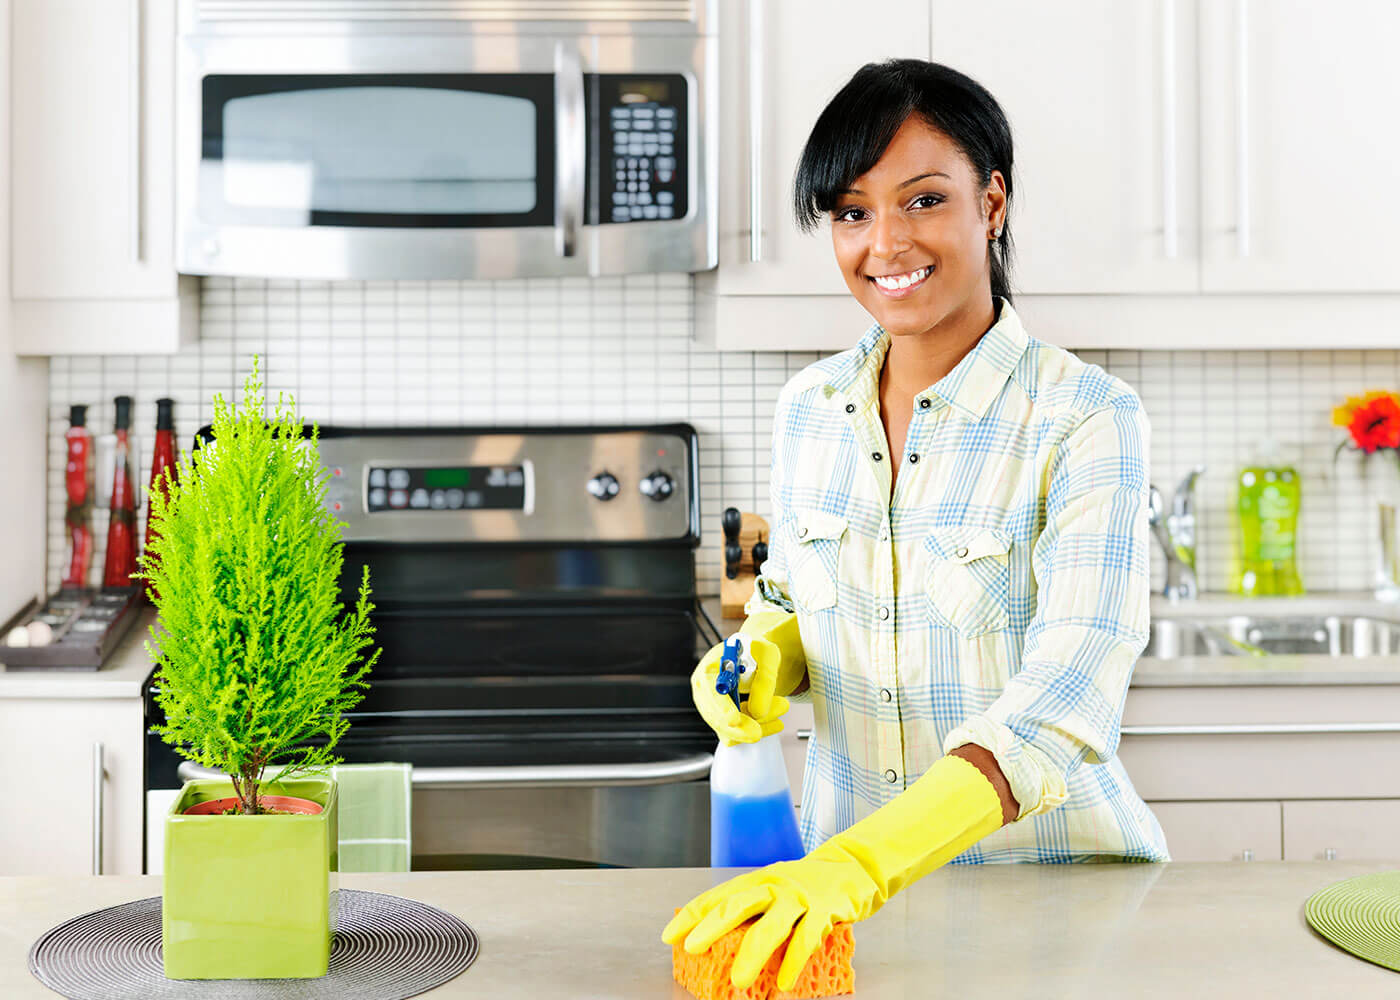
[780,701,814,809]
[10,0,197,354]
[931,0,1200,296]
[1282,800,1400,863]
[1197,0,1400,293]
[702,0,1400,351]
[1148,800,1281,862]
[0,697,145,875]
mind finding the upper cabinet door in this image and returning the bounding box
[931,0,1199,294]
[12,0,177,300]
[713,0,930,296]
[1199,0,1400,292]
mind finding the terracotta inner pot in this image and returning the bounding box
[183,795,323,816]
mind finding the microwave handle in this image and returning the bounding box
[554,43,585,258]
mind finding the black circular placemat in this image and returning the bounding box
[28,889,479,999]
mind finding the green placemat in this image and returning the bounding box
[1305,871,1400,972]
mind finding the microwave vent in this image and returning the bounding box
[197,1,696,21]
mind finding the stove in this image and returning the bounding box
[145,424,718,870]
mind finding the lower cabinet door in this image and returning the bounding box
[1282,800,1400,862]
[1147,800,1282,862]
[781,703,814,809]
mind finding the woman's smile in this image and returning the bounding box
[868,265,934,297]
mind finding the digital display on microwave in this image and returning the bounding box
[619,81,671,104]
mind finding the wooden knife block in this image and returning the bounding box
[720,512,770,620]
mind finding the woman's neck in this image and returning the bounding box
[881,295,999,397]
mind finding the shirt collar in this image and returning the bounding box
[816,298,1030,421]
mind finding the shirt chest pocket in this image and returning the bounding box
[923,527,1012,637]
[787,509,847,614]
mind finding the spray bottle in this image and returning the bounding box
[709,637,805,867]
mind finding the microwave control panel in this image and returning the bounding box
[598,74,688,225]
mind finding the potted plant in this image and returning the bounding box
[139,362,379,980]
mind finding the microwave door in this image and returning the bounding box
[178,60,593,279]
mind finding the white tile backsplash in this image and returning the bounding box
[46,277,1399,599]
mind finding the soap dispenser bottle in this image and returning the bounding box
[1236,440,1303,596]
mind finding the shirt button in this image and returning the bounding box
[880,688,892,702]
[884,769,899,783]
[798,527,809,538]
[919,398,932,409]
[877,606,890,621]
[879,528,889,541]
[956,546,969,558]
[872,452,883,462]
[845,403,855,413]
[908,453,919,464]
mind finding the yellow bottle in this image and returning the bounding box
[1236,441,1303,596]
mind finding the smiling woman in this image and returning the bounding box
[665,59,1167,996]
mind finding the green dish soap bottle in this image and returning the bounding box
[1236,440,1304,595]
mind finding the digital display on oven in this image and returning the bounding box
[366,465,525,512]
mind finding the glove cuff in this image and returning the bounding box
[738,610,807,696]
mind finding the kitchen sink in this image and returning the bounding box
[1144,615,1400,659]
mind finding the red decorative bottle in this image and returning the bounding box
[143,398,177,598]
[61,405,93,588]
[102,395,139,589]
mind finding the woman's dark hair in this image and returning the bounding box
[793,59,1015,303]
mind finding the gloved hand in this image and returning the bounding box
[691,611,808,745]
[662,754,1004,991]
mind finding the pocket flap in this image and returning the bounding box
[793,509,848,543]
[926,526,1011,564]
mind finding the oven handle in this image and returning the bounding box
[554,41,585,258]
[177,753,714,790]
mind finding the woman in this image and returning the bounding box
[663,59,1169,992]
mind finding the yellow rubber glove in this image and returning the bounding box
[662,753,1003,991]
[690,611,808,745]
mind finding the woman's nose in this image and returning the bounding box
[867,209,912,261]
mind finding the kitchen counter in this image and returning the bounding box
[706,593,1400,687]
[2,863,1397,997]
[0,609,156,699]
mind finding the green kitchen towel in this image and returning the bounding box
[331,762,413,872]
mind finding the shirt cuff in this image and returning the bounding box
[942,717,1069,821]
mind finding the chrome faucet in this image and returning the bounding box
[1148,465,1205,601]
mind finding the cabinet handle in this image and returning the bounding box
[129,0,144,264]
[1233,0,1251,257]
[1122,722,1400,736]
[92,742,105,876]
[1160,0,1178,259]
[1242,849,1254,862]
[1325,848,1337,861]
[553,42,585,258]
[747,0,764,262]
[796,728,812,741]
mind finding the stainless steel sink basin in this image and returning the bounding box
[1144,615,1400,659]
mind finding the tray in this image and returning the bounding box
[0,587,144,671]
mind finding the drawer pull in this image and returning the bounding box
[1242,849,1254,862]
[1325,848,1337,861]
[796,728,812,741]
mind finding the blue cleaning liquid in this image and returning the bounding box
[711,788,805,867]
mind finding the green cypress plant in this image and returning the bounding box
[138,361,378,815]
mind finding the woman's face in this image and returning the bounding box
[829,116,1006,339]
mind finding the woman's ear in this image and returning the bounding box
[983,169,1008,234]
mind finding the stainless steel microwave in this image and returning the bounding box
[176,1,717,280]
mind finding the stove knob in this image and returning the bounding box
[587,472,621,501]
[639,470,674,501]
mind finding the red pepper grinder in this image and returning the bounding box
[143,398,177,598]
[61,405,93,589]
[102,395,139,589]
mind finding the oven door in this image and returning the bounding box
[176,28,715,279]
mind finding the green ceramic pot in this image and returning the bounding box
[162,776,339,980]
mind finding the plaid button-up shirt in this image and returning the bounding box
[749,300,1170,862]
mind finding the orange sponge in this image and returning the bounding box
[671,918,855,1000]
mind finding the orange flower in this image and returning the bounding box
[1334,390,1400,454]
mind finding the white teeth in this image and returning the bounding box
[873,267,929,291]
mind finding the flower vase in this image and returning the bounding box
[1368,458,1400,602]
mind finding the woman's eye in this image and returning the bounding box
[911,194,944,210]
[834,207,866,223]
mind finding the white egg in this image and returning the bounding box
[5,626,30,648]
[26,620,54,646]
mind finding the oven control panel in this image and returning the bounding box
[318,426,697,544]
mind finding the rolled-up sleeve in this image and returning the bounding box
[942,396,1152,820]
